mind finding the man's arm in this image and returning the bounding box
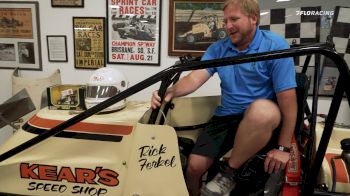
[151,69,211,109]
[276,88,297,148]
[264,88,297,173]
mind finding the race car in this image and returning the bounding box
[0,42,349,196]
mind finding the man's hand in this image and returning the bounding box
[150,70,211,109]
[264,149,290,174]
[150,90,174,109]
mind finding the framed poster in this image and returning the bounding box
[47,35,68,62]
[168,0,225,57]
[51,0,84,8]
[0,1,42,70]
[106,0,161,65]
[73,17,106,69]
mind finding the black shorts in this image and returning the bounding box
[191,114,280,159]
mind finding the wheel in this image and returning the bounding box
[216,29,227,39]
[176,33,185,42]
[118,30,127,39]
[186,34,196,43]
[112,22,125,31]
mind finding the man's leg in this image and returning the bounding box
[186,154,214,196]
[228,99,281,169]
[202,99,281,195]
[186,114,241,195]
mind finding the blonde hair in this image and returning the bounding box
[223,0,260,25]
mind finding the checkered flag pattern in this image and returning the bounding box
[323,6,350,69]
[259,7,321,67]
[112,15,156,20]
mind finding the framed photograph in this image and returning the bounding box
[0,1,42,70]
[106,0,161,65]
[73,17,106,69]
[319,66,339,97]
[47,35,68,62]
[168,0,226,57]
[51,0,84,8]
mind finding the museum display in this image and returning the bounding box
[0,43,349,195]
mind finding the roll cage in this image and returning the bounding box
[0,42,349,195]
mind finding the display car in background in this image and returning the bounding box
[0,42,349,196]
[176,15,227,44]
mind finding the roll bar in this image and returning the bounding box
[1,43,349,195]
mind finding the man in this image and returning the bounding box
[18,43,34,64]
[151,0,297,195]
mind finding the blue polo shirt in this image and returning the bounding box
[203,28,297,116]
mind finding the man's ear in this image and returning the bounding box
[250,14,258,26]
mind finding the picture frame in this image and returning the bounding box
[106,0,161,65]
[73,17,106,69]
[0,1,42,70]
[168,0,225,57]
[51,0,84,8]
[47,35,68,62]
[319,66,340,97]
[298,65,345,97]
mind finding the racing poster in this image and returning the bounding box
[73,17,105,69]
[106,0,161,65]
[0,8,33,39]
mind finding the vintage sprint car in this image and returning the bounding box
[0,43,349,196]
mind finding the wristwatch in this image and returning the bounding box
[276,145,290,153]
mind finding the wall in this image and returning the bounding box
[259,1,350,124]
[0,0,349,144]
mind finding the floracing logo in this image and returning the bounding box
[20,163,119,195]
[296,10,334,16]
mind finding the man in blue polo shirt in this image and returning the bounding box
[151,0,297,195]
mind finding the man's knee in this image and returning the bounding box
[186,154,213,177]
[245,99,281,128]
